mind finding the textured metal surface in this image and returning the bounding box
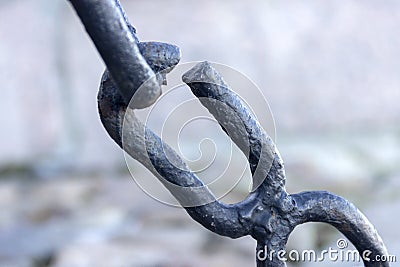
[68,0,173,108]
[182,62,389,267]
[68,0,390,266]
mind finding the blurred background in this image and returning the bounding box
[0,0,399,266]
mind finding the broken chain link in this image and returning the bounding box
[68,0,390,266]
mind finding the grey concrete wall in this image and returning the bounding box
[1,0,399,172]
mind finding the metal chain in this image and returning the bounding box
[68,0,389,266]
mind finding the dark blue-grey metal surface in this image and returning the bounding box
[68,0,390,266]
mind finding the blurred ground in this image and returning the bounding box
[0,0,399,266]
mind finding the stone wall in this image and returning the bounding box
[1,0,399,171]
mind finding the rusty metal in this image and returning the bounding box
[68,0,390,266]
